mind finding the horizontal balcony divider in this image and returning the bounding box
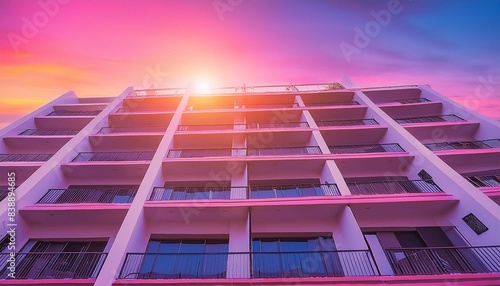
[346,180,443,195]
[0,153,53,162]
[37,187,138,204]
[385,246,500,275]
[396,114,465,124]
[250,183,340,198]
[46,110,101,116]
[316,119,378,127]
[305,101,360,107]
[0,252,107,279]
[328,143,405,154]
[396,98,431,104]
[425,139,500,151]
[465,175,500,188]
[72,151,155,162]
[116,107,176,113]
[118,250,378,279]
[98,126,167,134]
[166,147,322,158]
[150,186,244,200]
[186,103,299,111]
[19,129,79,136]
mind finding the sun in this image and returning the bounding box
[195,80,211,94]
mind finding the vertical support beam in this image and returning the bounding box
[226,211,250,278]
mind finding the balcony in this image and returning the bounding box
[346,180,443,195]
[166,147,322,158]
[72,151,155,162]
[425,139,500,151]
[396,114,465,124]
[37,187,138,204]
[97,126,167,134]
[305,101,360,107]
[18,129,79,136]
[465,175,500,188]
[130,88,186,97]
[250,183,340,198]
[396,98,431,104]
[115,107,176,113]
[0,188,8,201]
[186,103,299,111]
[46,110,101,116]
[0,153,53,162]
[316,119,378,127]
[149,186,241,200]
[177,122,309,132]
[328,143,405,154]
[0,252,107,279]
[385,246,500,275]
[118,250,377,279]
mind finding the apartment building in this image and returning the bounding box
[0,83,499,285]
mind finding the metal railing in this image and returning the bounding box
[98,126,167,134]
[328,143,405,154]
[465,175,500,188]
[425,139,500,151]
[396,114,465,124]
[396,98,431,104]
[305,101,360,107]
[188,83,344,95]
[316,119,378,127]
[37,187,138,204]
[186,103,299,111]
[19,129,79,136]
[0,252,107,279]
[386,246,500,275]
[0,188,8,202]
[250,183,340,198]
[177,122,309,131]
[116,107,176,113]
[347,180,443,195]
[150,186,243,200]
[131,88,186,97]
[166,147,322,158]
[46,110,101,116]
[118,250,377,279]
[0,153,53,162]
[72,151,155,162]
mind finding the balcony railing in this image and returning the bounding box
[19,129,79,136]
[0,252,107,279]
[0,188,8,202]
[98,126,167,134]
[0,153,53,162]
[37,187,138,204]
[251,183,340,198]
[425,139,500,151]
[116,107,176,113]
[46,110,101,116]
[305,101,360,107]
[118,250,377,279]
[131,88,186,97]
[72,151,155,162]
[186,103,299,111]
[465,175,500,188]
[396,98,431,104]
[328,143,405,154]
[316,119,378,127]
[346,180,443,195]
[386,246,500,275]
[177,122,309,131]
[396,114,465,124]
[166,147,322,158]
[150,186,243,200]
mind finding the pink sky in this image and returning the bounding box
[1,0,500,128]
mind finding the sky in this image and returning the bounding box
[1,0,500,129]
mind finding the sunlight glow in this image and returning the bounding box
[194,80,211,94]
